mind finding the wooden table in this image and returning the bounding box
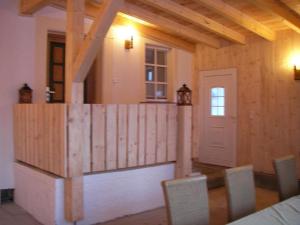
[227,195,300,225]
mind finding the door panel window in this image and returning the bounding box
[211,87,225,116]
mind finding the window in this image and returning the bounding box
[145,45,168,100]
[211,87,225,116]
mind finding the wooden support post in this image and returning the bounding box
[176,106,192,178]
[64,0,84,222]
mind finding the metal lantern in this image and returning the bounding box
[19,83,32,103]
[177,84,192,106]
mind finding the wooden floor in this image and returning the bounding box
[0,187,278,225]
[97,187,278,225]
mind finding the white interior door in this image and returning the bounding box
[199,68,237,167]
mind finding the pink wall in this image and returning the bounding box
[0,0,36,189]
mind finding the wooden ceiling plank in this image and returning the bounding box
[140,0,246,44]
[194,0,275,41]
[19,0,50,15]
[249,0,300,33]
[122,3,221,48]
[73,0,124,82]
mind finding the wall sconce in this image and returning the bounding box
[294,65,300,80]
[125,36,133,49]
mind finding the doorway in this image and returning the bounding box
[47,33,97,103]
[198,68,237,167]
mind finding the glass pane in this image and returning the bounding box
[53,47,63,63]
[53,83,63,101]
[145,66,155,81]
[218,107,225,116]
[218,88,225,96]
[211,107,218,116]
[157,67,166,82]
[157,50,166,65]
[53,65,63,82]
[211,88,219,97]
[156,84,167,98]
[146,83,155,98]
[211,97,218,107]
[146,48,154,64]
[218,97,224,107]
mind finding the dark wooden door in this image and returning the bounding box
[48,41,65,103]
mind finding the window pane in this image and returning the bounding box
[53,83,64,101]
[211,87,225,116]
[157,67,166,82]
[156,84,167,98]
[211,107,218,116]
[157,50,166,65]
[211,97,218,107]
[145,66,155,81]
[146,48,154,64]
[146,83,155,98]
[218,88,224,96]
[211,88,219,97]
[53,65,63,82]
[218,97,224,107]
[53,47,63,63]
[218,107,225,116]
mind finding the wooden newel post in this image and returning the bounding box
[175,84,192,178]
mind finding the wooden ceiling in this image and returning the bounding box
[20,0,300,49]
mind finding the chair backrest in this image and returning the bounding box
[162,175,209,225]
[273,155,299,201]
[225,165,256,222]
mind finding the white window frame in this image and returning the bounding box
[145,44,168,102]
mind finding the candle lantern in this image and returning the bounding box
[19,83,32,103]
[177,84,192,106]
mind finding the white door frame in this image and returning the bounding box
[199,68,237,167]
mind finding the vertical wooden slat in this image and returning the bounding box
[176,106,192,178]
[167,104,177,161]
[82,104,91,173]
[67,104,83,177]
[138,104,146,166]
[118,104,127,169]
[156,104,167,163]
[146,104,157,165]
[92,104,106,172]
[128,104,138,167]
[13,105,20,160]
[106,104,118,170]
[48,104,54,173]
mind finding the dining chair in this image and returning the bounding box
[162,175,209,225]
[225,165,256,222]
[273,155,299,201]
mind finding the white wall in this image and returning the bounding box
[0,0,36,189]
[98,26,194,104]
[15,162,175,225]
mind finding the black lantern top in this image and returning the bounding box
[19,83,32,104]
[177,84,192,106]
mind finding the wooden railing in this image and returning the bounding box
[13,104,178,177]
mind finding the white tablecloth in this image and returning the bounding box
[227,195,300,225]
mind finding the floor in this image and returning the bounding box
[0,187,278,225]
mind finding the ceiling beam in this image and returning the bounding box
[249,0,300,33]
[121,3,221,48]
[140,0,246,44]
[19,0,50,15]
[194,0,275,41]
[73,0,123,82]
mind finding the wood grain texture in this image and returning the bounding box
[176,106,192,178]
[128,104,138,167]
[118,104,128,169]
[13,104,67,177]
[92,104,106,172]
[194,30,300,178]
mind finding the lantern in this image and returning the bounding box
[19,83,32,103]
[177,84,192,106]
